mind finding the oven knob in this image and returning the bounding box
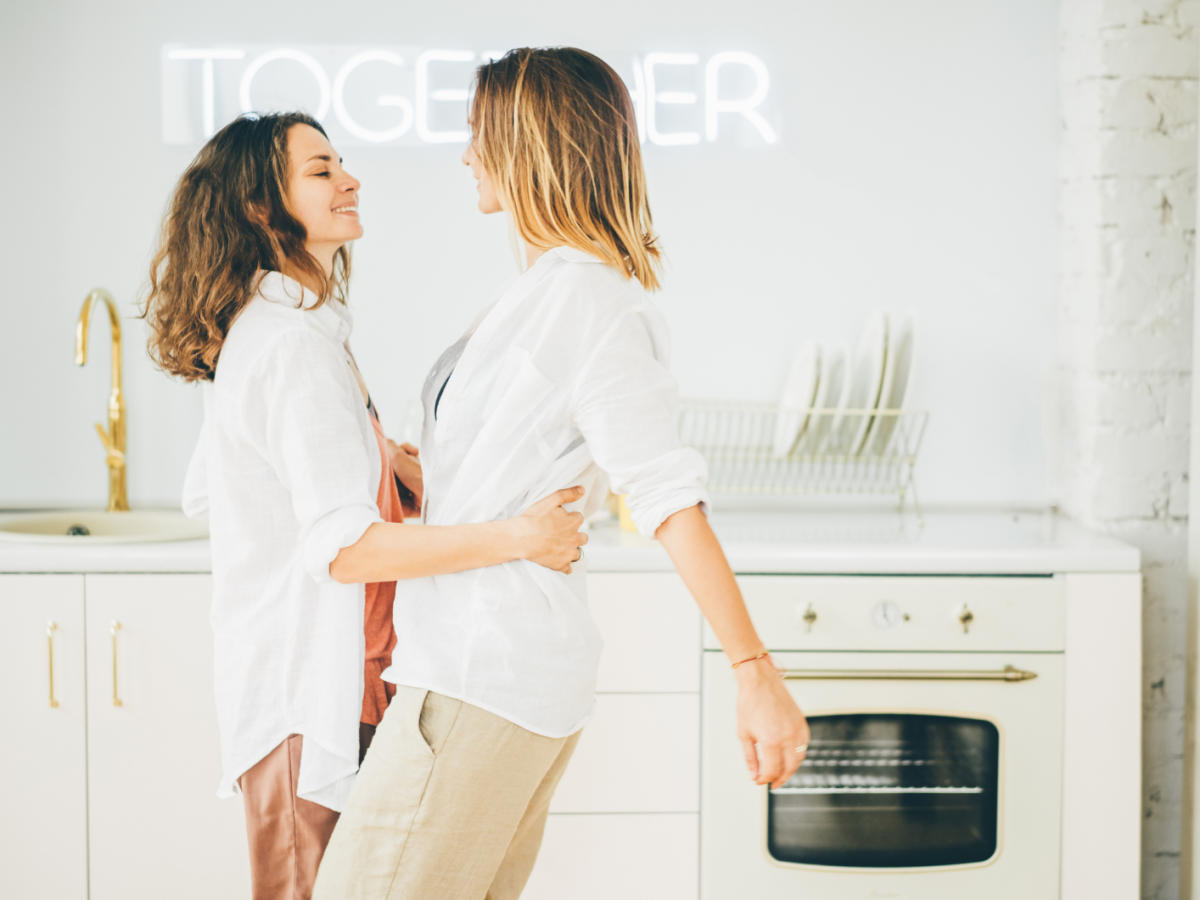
[800,603,817,633]
[870,600,907,632]
[959,605,975,634]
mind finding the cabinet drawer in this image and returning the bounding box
[589,573,700,692]
[551,694,699,813]
[705,575,1066,652]
[524,814,698,900]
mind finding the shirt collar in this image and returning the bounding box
[544,245,607,265]
[256,270,353,343]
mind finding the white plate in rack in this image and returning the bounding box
[802,342,851,454]
[864,314,916,456]
[772,340,821,458]
[838,310,888,455]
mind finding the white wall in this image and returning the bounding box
[1055,2,1196,897]
[0,0,1059,509]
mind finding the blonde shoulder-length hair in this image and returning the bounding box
[470,47,663,291]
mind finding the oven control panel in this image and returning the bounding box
[704,575,1065,652]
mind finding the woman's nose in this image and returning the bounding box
[341,173,361,193]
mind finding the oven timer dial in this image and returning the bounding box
[870,600,909,632]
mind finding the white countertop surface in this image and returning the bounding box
[585,508,1140,574]
[0,508,1140,575]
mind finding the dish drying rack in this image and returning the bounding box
[676,400,929,516]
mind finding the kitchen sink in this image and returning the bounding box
[0,509,208,544]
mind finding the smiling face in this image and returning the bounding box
[285,124,362,273]
[462,140,502,214]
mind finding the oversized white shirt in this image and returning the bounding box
[182,272,382,811]
[384,246,709,737]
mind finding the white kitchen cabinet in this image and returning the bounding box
[0,510,1134,900]
[84,574,250,900]
[1062,573,1142,900]
[0,575,88,900]
[589,573,701,692]
[549,573,702,896]
[524,813,698,900]
[551,693,699,813]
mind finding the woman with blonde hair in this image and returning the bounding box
[144,110,587,900]
[313,47,809,899]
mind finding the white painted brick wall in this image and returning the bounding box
[1056,2,1198,896]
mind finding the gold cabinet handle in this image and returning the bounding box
[47,622,59,708]
[783,665,1037,682]
[111,621,123,707]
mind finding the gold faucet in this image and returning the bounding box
[76,289,128,512]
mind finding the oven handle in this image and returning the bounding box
[782,665,1037,682]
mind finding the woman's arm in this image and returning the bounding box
[568,308,808,787]
[330,486,587,583]
[256,331,584,587]
[656,504,810,790]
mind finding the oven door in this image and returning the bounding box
[701,651,1065,900]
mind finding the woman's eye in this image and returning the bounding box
[315,171,331,178]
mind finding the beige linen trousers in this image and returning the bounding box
[312,685,581,900]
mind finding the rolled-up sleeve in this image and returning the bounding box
[573,306,709,537]
[255,331,382,583]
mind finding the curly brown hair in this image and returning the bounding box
[142,112,352,382]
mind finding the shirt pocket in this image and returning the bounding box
[478,346,555,444]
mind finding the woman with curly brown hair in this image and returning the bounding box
[314,48,809,900]
[143,111,587,900]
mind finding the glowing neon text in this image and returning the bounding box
[161,44,778,149]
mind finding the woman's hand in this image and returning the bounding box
[735,657,810,789]
[654,507,810,789]
[387,439,423,517]
[513,487,588,573]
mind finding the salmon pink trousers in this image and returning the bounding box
[238,735,340,900]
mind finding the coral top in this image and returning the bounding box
[362,409,401,726]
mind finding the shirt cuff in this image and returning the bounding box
[634,491,711,538]
[623,447,711,537]
[302,504,383,584]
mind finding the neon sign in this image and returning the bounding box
[161,45,779,149]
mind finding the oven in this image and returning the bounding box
[701,575,1066,899]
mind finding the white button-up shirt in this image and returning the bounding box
[384,247,709,737]
[183,272,382,811]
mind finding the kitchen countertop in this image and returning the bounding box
[0,508,1140,575]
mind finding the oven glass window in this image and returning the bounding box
[768,713,1000,869]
